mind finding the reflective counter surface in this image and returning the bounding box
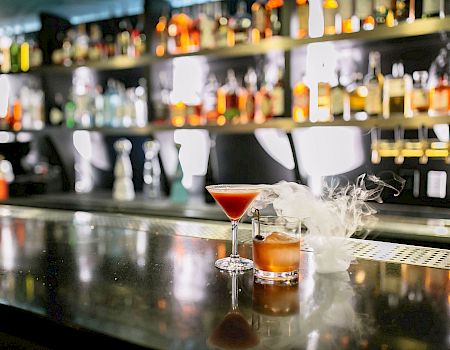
[0,205,448,350]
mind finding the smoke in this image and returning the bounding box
[251,173,405,273]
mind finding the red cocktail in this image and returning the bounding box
[207,184,262,271]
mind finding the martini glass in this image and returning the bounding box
[206,184,262,271]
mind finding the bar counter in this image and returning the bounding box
[0,205,448,349]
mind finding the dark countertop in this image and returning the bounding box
[0,205,448,349]
[3,192,450,246]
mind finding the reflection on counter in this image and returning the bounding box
[0,210,448,349]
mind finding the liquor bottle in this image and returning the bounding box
[254,73,272,123]
[135,79,148,127]
[49,93,64,126]
[356,0,375,30]
[233,1,252,45]
[74,24,89,63]
[339,0,354,33]
[117,19,131,56]
[29,39,43,69]
[64,90,76,128]
[297,0,309,38]
[348,73,368,120]
[317,80,332,121]
[383,62,413,118]
[113,139,135,201]
[430,80,450,116]
[364,51,384,117]
[143,140,162,199]
[202,74,219,124]
[215,2,234,48]
[331,70,349,119]
[271,68,285,118]
[393,0,411,23]
[292,76,309,122]
[238,68,257,123]
[251,0,270,42]
[155,11,169,56]
[323,0,339,35]
[217,70,240,123]
[168,11,192,54]
[421,0,444,17]
[0,33,11,73]
[88,24,103,61]
[411,71,430,114]
[19,37,29,72]
[10,37,20,73]
[374,0,395,26]
[266,0,283,36]
[199,4,216,49]
[189,6,201,52]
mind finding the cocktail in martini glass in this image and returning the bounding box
[206,184,262,271]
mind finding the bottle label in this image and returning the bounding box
[423,0,441,15]
[366,83,382,114]
[356,0,372,18]
[294,93,309,109]
[412,88,430,110]
[432,90,449,110]
[331,87,344,115]
[388,79,405,97]
[298,6,309,33]
[271,86,284,116]
[375,0,392,8]
[261,95,271,117]
[323,8,337,29]
[339,0,353,19]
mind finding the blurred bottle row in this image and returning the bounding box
[0,33,43,73]
[293,44,450,122]
[156,65,284,127]
[0,85,44,130]
[50,78,148,129]
[297,0,450,38]
[51,18,146,67]
[155,0,283,56]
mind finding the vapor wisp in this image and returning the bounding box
[251,173,405,273]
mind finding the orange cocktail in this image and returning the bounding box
[252,216,300,282]
[206,184,262,272]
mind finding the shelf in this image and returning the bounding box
[4,17,449,75]
[4,114,448,136]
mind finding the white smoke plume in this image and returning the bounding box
[251,173,405,273]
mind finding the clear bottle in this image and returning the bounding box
[217,70,241,123]
[331,70,349,119]
[383,62,413,118]
[374,0,395,26]
[411,71,430,114]
[233,1,252,44]
[254,75,272,123]
[251,0,270,42]
[364,51,384,117]
[339,0,354,33]
[199,3,216,49]
[215,2,233,48]
[292,76,309,122]
[202,74,219,124]
[428,45,450,116]
[348,73,368,120]
[323,0,339,35]
[297,0,310,38]
[143,140,162,199]
[271,68,285,118]
[317,80,332,121]
[356,0,375,30]
[238,68,257,123]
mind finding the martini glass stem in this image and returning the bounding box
[230,220,239,259]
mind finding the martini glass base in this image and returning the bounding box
[215,257,253,272]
